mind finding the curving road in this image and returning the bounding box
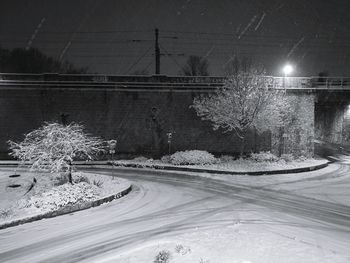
[0,163,350,262]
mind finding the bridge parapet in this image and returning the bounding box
[272,77,310,90]
[309,77,350,90]
[1,73,349,91]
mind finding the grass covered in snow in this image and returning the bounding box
[0,168,129,224]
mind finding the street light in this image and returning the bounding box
[282,64,294,76]
[281,63,294,155]
[282,64,294,89]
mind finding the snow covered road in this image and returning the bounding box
[0,163,350,262]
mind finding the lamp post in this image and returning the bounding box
[107,139,117,177]
[281,64,294,154]
[282,64,293,89]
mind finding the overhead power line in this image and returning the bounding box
[125,46,153,74]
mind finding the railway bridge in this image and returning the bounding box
[0,73,348,158]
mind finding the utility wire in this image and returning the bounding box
[124,46,153,74]
[159,43,183,71]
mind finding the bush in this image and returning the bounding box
[168,150,216,165]
[219,155,235,163]
[73,174,90,184]
[92,179,103,188]
[160,155,171,163]
[26,182,100,211]
[280,153,295,162]
[250,151,279,162]
[0,208,12,219]
[175,244,191,255]
[297,155,308,161]
[131,156,149,162]
[154,250,171,263]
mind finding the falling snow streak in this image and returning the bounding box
[236,24,242,34]
[254,12,266,31]
[222,54,237,68]
[25,17,46,50]
[203,46,215,59]
[287,37,305,58]
[59,0,100,61]
[59,42,72,61]
[238,15,257,39]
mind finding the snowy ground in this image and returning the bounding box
[0,168,130,224]
[114,156,327,172]
[1,162,350,263]
[105,162,350,263]
[111,217,346,263]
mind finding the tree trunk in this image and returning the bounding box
[239,136,245,158]
[68,161,73,184]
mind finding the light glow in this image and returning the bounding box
[282,64,294,76]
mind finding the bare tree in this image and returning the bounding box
[192,58,290,156]
[181,55,209,76]
[8,123,104,184]
[0,47,88,73]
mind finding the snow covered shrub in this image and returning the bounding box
[280,153,294,162]
[0,208,12,219]
[160,155,171,163]
[297,155,308,161]
[250,151,279,162]
[169,150,216,165]
[26,182,100,212]
[175,244,191,255]
[131,156,149,162]
[219,155,235,163]
[73,174,90,184]
[154,250,171,263]
[92,179,103,188]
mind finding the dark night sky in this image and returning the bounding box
[1,0,350,76]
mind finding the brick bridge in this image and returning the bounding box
[0,73,348,158]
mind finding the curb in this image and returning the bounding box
[0,185,132,230]
[111,161,329,176]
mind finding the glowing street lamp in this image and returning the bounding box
[282,64,294,89]
[281,63,294,154]
[282,64,294,76]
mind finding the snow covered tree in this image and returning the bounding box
[191,60,291,156]
[8,122,104,184]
